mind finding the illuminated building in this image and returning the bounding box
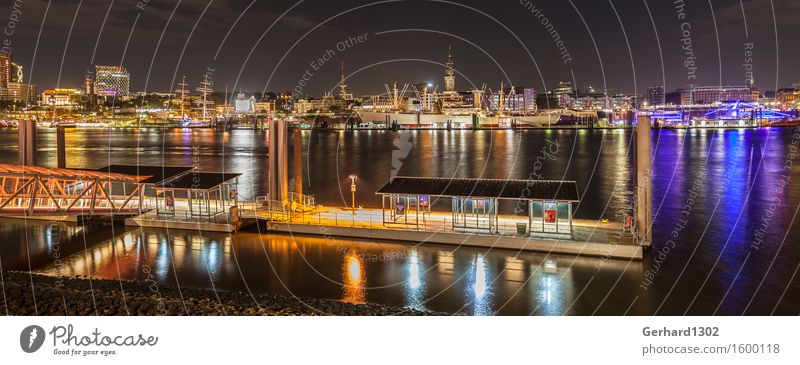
[522,87,537,113]
[553,81,574,108]
[444,46,455,92]
[776,87,800,108]
[10,62,22,83]
[0,51,35,103]
[83,70,96,106]
[254,100,275,114]
[94,65,130,98]
[676,85,758,105]
[41,88,82,108]
[235,92,256,114]
[647,86,665,106]
[487,86,537,113]
[1,81,37,103]
[294,94,347,114]
[0,51,11,88]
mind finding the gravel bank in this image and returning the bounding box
[1,272,441,316]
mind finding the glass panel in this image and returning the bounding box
[543,201,558,233]
[530,201,543,232]
[158,190,176,217]
[557,202,571,234]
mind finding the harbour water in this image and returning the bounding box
[1,127,798,315]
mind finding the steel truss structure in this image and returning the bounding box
[0,164,145,216]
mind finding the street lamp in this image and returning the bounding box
[348,174,357,215]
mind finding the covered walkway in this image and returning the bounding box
[0,164,192,216]
[376,176,580,237]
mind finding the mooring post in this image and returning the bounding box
[18,120,37,166]
[56,125,66,168]
[268,119,289,206]
[293,127,303,199]
[635,117,653,247]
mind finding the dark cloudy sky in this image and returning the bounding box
[3,0,799,96]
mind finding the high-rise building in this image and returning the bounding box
[10,62,22,83]
[1,82,37,103]
[0,51,36,103]
[83,70,96,107]
[522,87,537,113]
[553,81,574,108]
[94,65,130,98]
[647,86,665,106]
[0,51,12,88]
[444,46,455,92]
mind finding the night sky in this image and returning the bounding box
[2,0,799,96]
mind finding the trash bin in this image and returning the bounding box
[516,223,527,236]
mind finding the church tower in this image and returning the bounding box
[444,46,455,92]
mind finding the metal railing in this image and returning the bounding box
[284,209,574,238]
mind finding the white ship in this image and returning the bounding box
[356,110,581,129]
[354,46,597,129]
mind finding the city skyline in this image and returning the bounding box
[2,0,800,96]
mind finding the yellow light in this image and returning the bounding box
[342,252,366,303]
[347,256,361,283]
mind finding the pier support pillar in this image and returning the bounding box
[18,120,37,166]
[293,128,303,198]
[635,118,652,247]
[269,119,289,204]
[56,126,66,168]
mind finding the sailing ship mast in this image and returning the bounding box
[195,72,214,121]
[174,76,189,119]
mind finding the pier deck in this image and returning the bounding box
[251,206,642,260]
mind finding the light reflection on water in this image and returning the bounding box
[27,226,642,315]
[343,252,366,304]
[1,127,799,315]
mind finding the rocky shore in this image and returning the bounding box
[1,272,441,316]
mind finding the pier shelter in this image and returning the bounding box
[376,177,580,235]
[153,172,241,219]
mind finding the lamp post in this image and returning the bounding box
[348,174,357,215]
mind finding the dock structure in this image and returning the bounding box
[0,163,245,232]
[263,206,641,260]
[376,176,579,236]
[126,170,243,232]
[0,164,164,217]
[252,176,640,260]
